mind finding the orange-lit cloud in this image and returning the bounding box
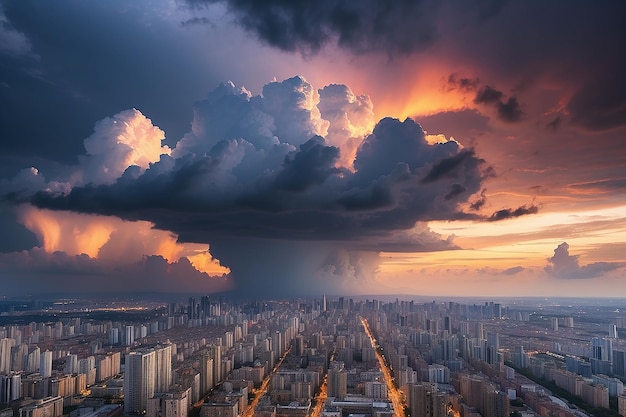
[188,251,230,276]
[17,205,229,276]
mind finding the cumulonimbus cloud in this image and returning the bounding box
[5,76,537,295]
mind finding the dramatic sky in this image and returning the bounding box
[1,0,625,298]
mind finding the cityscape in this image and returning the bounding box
[0,295,626,417]
[1,2,626,417]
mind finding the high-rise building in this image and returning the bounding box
[271,331,282,361]
[482,389,509,417]
[12,343,28,372]
[155,344,172,393]
[26,347,40,373]
[0,373,21,403]
[327,362,347,400]
[124,350,156,414]
[614,349,626,377]
[592,337,613,362]
[40,350,52,378]
[294,335,305,356]
[147,390,191,417]
[205,345,221,388]
[0,338,15,373]
[125,325,135,346]
[407,382,448,417]
[199,350,214,396]
[65,354,78,374]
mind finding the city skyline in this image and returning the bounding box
[1,1,625,297]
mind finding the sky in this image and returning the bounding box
[1,0,625,298]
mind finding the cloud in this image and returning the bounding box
[0,5,31,56]
[79,109,170,186]
[487,204,539,221]
[473,86,523,123]
[544,242,624,279]
[473,86,503,104]
[186,0,441,56]
[503,266,524,275]
[0,248,231,296]
[8,77,523,295]
[469,189,487,211]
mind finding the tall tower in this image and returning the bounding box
[322,295,327,312]
[124,350,156,414]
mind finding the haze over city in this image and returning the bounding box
[1,1,625,298]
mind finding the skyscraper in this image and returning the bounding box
[124,350,156,413]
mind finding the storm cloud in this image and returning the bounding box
[186,0,441,55]
[10,76,502,295]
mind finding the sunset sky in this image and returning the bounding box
[1,0,625,298]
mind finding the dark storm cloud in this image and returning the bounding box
[486,204,539,222]
[25,78,495,245]
[545,242,624,279]
[186,0,441,55]
[191,0,626,131]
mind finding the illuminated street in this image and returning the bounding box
[360,317,406,417]
[309,372,328,417]
[310,349,334,417]
[243,348,291,417]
